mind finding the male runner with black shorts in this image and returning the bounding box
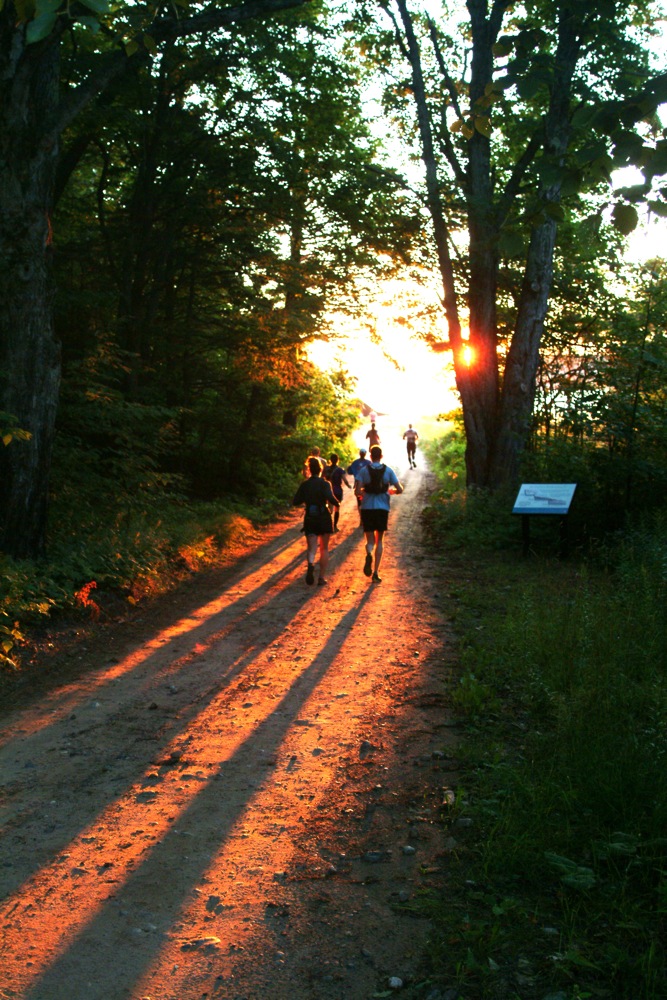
[354,445,403,584]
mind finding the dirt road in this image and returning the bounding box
[0,463,461,1000]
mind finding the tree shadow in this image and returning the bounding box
[22,590,375,999]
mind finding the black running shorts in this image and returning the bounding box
[361,509,389,532]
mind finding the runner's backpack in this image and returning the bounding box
[364,464,387,495]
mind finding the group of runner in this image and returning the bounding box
[291,422,419,587]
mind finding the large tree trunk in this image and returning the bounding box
[456,0,502,487]
[399,0,581,490]
[0,29,62,559]
[489,9,580,485]
[0,0,309,560]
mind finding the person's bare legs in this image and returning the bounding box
[364,530,384,581]
[305,534,318,584]
[363,530,374,576]
[372,530,384,580]
[318,535,331,584]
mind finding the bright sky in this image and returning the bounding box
[307,175,667,430]
[307,274,460,428]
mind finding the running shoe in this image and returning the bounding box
[306,563,315,585]
[363,553,373,577]
[372,572,382,583]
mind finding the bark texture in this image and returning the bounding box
[396,0,584,489]
[0,24,62,558]
[0,0,309,559]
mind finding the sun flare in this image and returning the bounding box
[461,344,474,366]
[307,276,459,428]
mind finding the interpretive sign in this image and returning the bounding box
[512,484,577,557]
[512,483,577,516]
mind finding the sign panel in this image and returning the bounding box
[512,483,577,516]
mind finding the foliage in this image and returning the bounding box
[418,430,667,998]
[48,6,414,517]
[347,0,667,489]
[0,412,32,448]
[0,486,287,678]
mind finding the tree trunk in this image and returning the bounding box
[0,0,309,559]
[405,0,580,489]
[0,30,62,559]
[489,9,580,485]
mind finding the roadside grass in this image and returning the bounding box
[0,490,290,680]
[417,445,667,999]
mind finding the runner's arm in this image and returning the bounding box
[324,481,340,507]
[388,469,403,495]
[354,471,367,497]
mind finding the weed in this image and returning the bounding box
[418,440,667,998]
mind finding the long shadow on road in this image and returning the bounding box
[22,589,375,1000]
[0,521,341,901]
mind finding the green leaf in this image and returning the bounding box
[13,0,36,20]
[26,9,57,42]
[77,15,100,31]
[574,141,608,167]
[143,33,158,54]
[545,203,565,222]
[545,852,596,890]
[516,72,544,101]
[450,118,464,134]
[124,38,140,56]
[560,168,583,197]
[615,182,650,203]
[77,0,109,13]
[492,36,513,58]
[35,0,62,13]
[498,228,525,259]
[648,199,667,218]
[643,140,667,180]
[612,203,639,235]
[474,116,492,138]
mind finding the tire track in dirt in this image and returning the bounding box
[0,463,461,1000]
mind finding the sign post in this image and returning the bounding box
[512,484,577,557]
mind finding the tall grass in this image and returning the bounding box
[420,442,667,998]
[0,493,279,677]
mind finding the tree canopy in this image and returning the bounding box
[350,0,667,486]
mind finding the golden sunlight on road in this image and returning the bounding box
[0,483,451,1000]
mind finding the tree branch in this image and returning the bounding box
[44,0,311,144]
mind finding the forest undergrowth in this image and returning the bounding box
[0,487,293,690]
[415,435,667,1000]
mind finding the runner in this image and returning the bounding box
[346,448,372,525]
[403,424,419,468]
[365,421,381,449]
[293,457,339,586]
[323,453,351,532]
[354,444,403,584]
[302,446,326,478]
